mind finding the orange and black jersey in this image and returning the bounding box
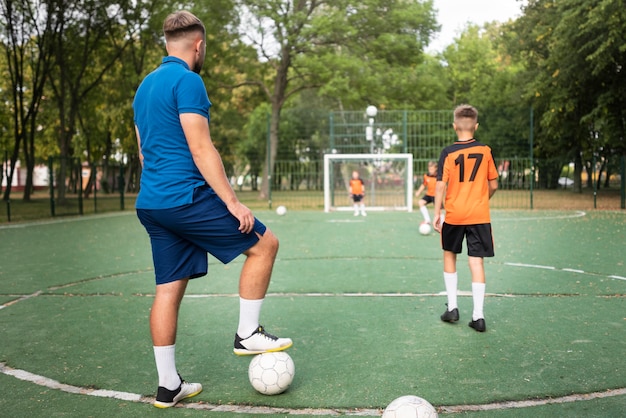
[422,173,437,197]
[349,178,365,195]
[437,139,498,225]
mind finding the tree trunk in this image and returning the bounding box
[573,152,583,193]
[260,105,281,199]
[259,45,290,200]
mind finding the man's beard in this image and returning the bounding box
[192,57,204,74]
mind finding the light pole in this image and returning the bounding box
[365,105,377,154]
[365,105,378,205]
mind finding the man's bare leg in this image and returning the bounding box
[234,229,292,355]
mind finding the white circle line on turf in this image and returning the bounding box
[1,361,625,415]
[493,210,587,221]
[0,211,135,229]
[504,262,626,282]
[505,262,556,270]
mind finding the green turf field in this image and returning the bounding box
[0,209,624,417]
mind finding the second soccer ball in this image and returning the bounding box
[419,222,431,235]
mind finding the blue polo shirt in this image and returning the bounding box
[133,56,212,209]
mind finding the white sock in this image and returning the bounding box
[353,204,359,213]
[360,203,366,213]
[238,297,264,338]
[472,282,486,320]
[153,344,181,390]
[444,272,458,310]
[420,206,431,223]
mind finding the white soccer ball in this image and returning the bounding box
[419,222,431,235]
[276,205,287,216]
[248,352,295,395]
[382,395,438,418]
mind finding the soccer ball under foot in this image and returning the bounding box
[248,352,295,395]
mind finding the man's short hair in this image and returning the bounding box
[163,11,205,42]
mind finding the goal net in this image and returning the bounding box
[323,153,413,212]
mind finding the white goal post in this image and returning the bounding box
[323,153,413,213]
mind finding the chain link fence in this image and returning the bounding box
[2,109,624,222]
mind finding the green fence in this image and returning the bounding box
[2,109,625,223]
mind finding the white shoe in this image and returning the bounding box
[233,325,293,356]
[154,375,202,408]
[361,212,367,216]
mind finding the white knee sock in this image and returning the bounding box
[237,297,264,338]
[420,206,431,223]
[153,344,180,390]
[444,272,458,310]
[472,282,486,320]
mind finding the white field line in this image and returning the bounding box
[1,362,624,415]
[493,210,587,221]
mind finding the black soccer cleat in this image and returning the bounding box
[440,305,459,323]
[468,318,486,332]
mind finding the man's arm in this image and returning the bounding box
[135,126,144,168]
[180,113,255,234]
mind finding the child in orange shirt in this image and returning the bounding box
[349,170,367,216]
[433,105,498,332]
[415,161,438,225]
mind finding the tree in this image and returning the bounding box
[46,0,136,202]
[512,0,626,190]
[234,0,439,197]
[0,0,57,201]
[576,0,626,188]
[80,0,171,195]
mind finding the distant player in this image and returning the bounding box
[349,170,367,216]
[433,104,498,332]
[414,161,439,225]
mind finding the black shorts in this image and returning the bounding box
[420,195,435,205]
[352,194,364,203]
[441,223,494,257]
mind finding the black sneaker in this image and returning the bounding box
[469,318,486,332]
[233,325,293,356]
[153,375,202,408]
[440,305,459,323]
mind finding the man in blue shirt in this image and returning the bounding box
[133,10,292,408]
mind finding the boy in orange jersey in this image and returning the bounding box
[349,170,367,216]
[414,161,439,225]
[433,105,498,332]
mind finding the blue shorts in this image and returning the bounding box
[137,185,267,285]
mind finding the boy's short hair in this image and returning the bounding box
[163,11,205,42]
[454,104,478,123]
[453,104,478,131]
